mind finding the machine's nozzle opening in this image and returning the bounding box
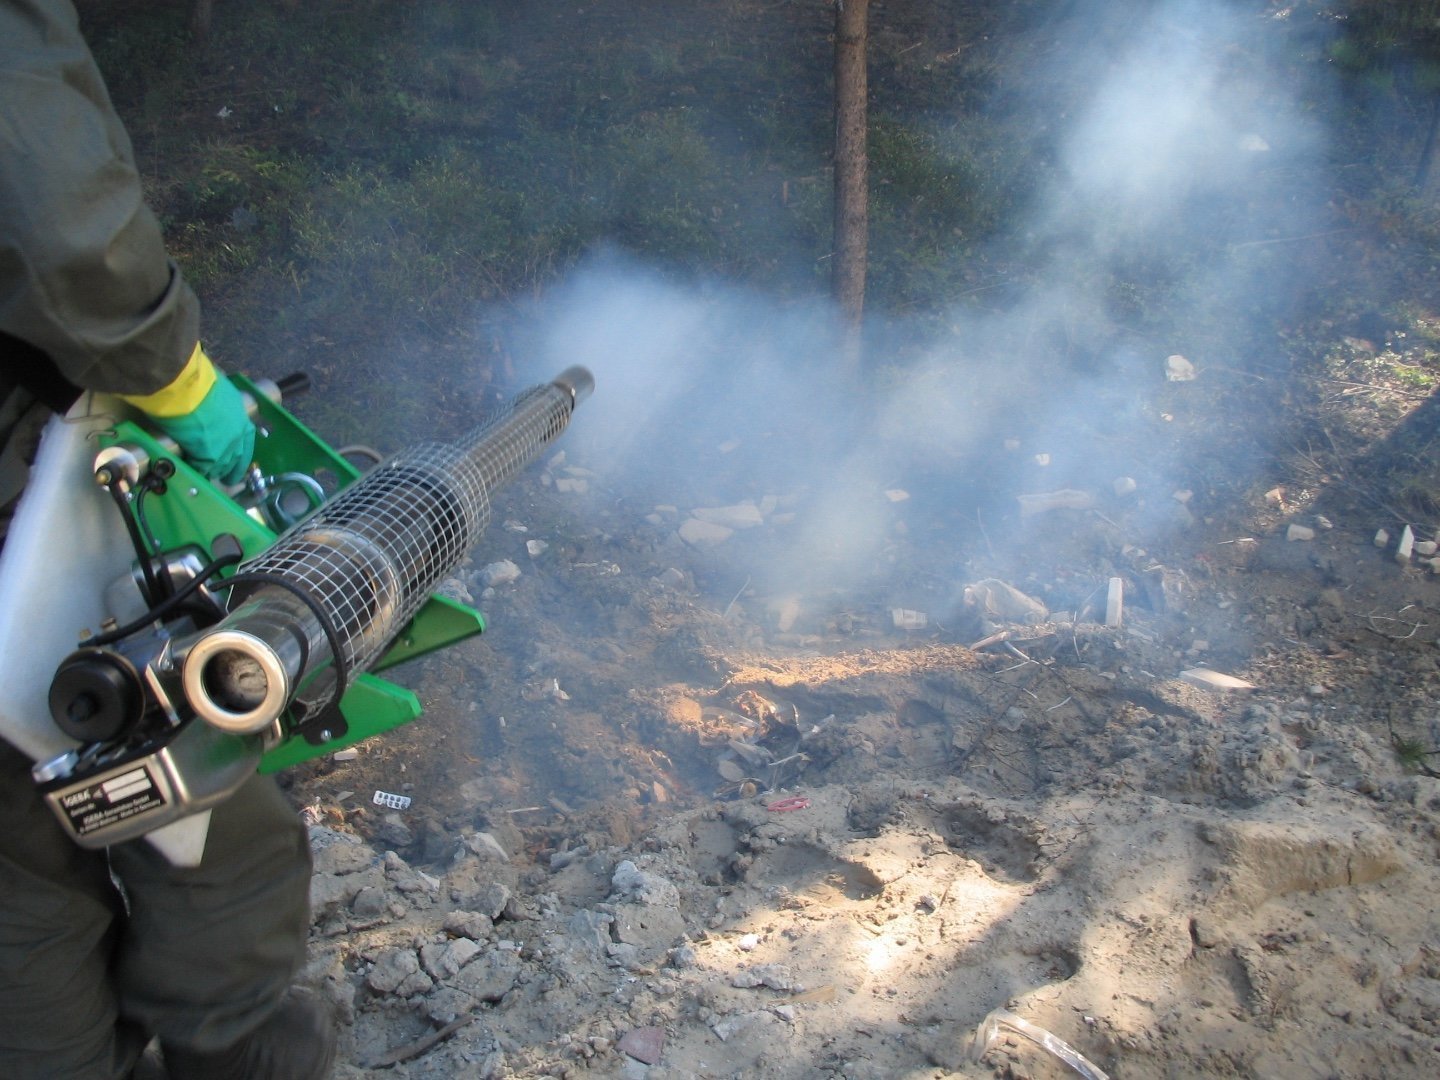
[182,630,292,734]
[554,366,595,405]
[176,367,592,730]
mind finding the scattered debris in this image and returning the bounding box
[366,1012,477,1069]
[1105,577,1124,627]
[773,595,802,632]
[480,560,522,588]
[891,608,928,630]
[969,1008,1110,1080]
[1362,605,1427,640]
[766,796,811,812]
[1017,489,1095,517]
[1165,354,1197,381]
[692,502,764,529]
[969,629,1012,651]
[616,1026,666,1066]
[462,831,510,864]
[1287,523,1315,542]
[732,963,797,990]
[653,567,687,589]
[679,518,734,546]
[1179,667,1256,692]
[726,737,771,767]
[716,758,748,782]
[965,579,1048,623]
[1397,524,1415,565]
[373,791,412,810]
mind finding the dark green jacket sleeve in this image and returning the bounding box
[0,0,199,396]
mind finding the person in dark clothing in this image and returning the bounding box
[1,2,334,1077]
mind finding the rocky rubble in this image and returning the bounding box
[288,342,1440,1078]
[300,562,1440,1079]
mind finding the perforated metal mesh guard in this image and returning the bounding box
[229,367,591,705]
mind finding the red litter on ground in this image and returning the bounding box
[767,796,811,812]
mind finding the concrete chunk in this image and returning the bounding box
[1105,577,1124,627]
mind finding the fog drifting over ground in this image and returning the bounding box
[495,0,1329,598]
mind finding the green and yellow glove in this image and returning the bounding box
[119,345,256,485]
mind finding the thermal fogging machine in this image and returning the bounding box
[0,367,592,864]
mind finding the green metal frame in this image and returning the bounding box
[99,376,485,772]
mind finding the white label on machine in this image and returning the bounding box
[59,765,169,837]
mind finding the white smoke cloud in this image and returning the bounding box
[492,0,1329,601]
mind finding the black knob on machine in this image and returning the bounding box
[49,649,146,743]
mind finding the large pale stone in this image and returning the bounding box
[679,518,733,546]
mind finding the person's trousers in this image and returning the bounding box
[0,738,313,1079]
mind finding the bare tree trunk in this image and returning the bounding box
[832,0,868,379]
[1415,93,1440,197]
[190,0,213,39]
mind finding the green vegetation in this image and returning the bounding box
[1326,1,1440,83]
[1391,730,1440,778]
[866,115,1024,309]
[76,0,1070,366]
[69,1,1440,405]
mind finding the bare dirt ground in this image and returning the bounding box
[70,1,1440,1075]
[285,325,1440,1079]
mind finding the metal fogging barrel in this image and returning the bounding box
[181,366,593,734]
